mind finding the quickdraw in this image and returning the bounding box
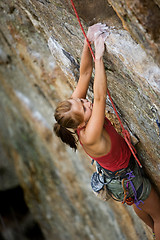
[125,171,144,209]
[125,197,134,205]
[121,178,134,205]
[93,160,143,207]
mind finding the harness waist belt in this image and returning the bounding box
[102,154,135,179]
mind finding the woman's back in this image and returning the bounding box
[77,117,131,171]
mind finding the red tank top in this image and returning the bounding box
[77,117,131,171]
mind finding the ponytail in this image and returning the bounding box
[54,123,78,151]
[53,100,84,150]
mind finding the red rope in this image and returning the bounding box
[70,0,95,60]
[70,0,142,167]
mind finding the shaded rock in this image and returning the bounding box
[0,142,19,190]
[0,186,45,240]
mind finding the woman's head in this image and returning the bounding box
[53,98,92,150]
[68,98,92,125]
[54,99,84,129]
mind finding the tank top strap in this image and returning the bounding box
[104,117,112,128]
[76,126,85,136]
[77,117,111,135]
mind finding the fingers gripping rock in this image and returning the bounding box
[87,23,109,43]
[94,35,106,60]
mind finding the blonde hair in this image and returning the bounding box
[54,100,83,150]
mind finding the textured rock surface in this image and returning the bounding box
[0,0,159,239]
[108,0,160,66]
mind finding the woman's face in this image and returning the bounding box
[68,98,92,124]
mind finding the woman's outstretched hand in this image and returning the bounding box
[87,23,108,44]
[94,32,108,60]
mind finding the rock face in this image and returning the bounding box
[0,0,159,240]
[108,0,160,66]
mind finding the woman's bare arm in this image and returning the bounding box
[71,40,93,99]
[81,34,107,145]
[71,23,107,100]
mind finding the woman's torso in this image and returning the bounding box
[77,117,131,171]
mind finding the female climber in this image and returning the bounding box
[53,23,160,239]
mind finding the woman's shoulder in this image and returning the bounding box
[76,126,85,136]
[79,127,111,158]
[77,126,96,147]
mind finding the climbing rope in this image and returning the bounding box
[70,0,142,168]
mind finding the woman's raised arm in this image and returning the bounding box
[71,39,93,99]
[71,23,108,100]
[81,33,108,145]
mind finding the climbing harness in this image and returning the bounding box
[91,156,144,207]
[70,0,142,168]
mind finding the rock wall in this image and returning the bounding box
[108,0,160,66]
[0,0,159,240]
